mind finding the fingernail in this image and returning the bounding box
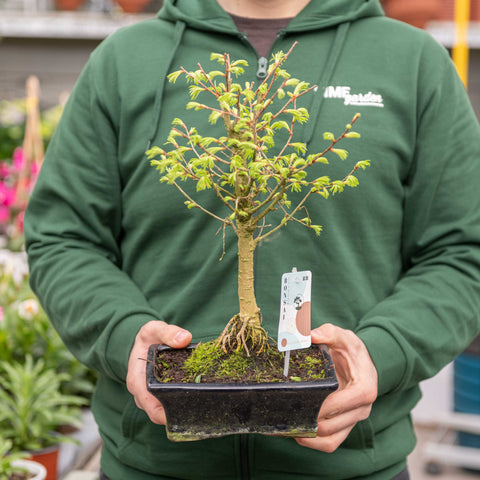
[175,331,190,344]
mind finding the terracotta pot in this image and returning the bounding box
[54,0,85,10]
[146,343,338,442]
[382,0,440,28]
[11,459,47,480]
[114,0,151,13]
[29,445,59,480]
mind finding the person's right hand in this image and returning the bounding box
[126,320,192,425]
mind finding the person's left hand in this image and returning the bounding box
[295,323,378,453]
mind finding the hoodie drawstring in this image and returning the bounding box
[302,21,351,148]
[146,20,186,151]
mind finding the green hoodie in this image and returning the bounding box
[25,0,480,479]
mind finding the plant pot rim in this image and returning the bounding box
[11,459,47,479]
[146,342,338,390]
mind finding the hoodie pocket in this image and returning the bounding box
[121,397,139,437]
[342,418,376,461]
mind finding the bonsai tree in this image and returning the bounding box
[147,43,370,357]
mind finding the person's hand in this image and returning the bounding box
[126,320,192,425]
[295,323,378,452]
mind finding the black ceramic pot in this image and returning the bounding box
[146,343,338,442]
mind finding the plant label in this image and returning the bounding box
[278,269,312,352]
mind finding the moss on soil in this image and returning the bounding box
[154,340,327,384]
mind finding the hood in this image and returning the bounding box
[150,0,385,151]
[158,0,384,33]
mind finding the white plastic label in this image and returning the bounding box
[278,269,312,352]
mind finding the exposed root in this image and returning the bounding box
[216,312,270,356]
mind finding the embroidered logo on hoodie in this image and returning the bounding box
[323,86,384,108]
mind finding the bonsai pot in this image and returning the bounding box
[146,343,338,442]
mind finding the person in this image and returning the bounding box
[24,0,480,479]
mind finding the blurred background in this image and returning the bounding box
[0,1,479,479]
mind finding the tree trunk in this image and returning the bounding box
[237,224,260,325]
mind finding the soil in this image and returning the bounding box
[153,344,333,384]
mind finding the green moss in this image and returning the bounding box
[302,354,326,380]
[181,340,284,383]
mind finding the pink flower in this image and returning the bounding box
[12,147,25,172]
[0,183,16,207]
[0,306,3,322]
[0,206,9,224]
[0,162,10,178]
[30,162,40,177]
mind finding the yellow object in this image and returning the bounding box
[452,0,470,88]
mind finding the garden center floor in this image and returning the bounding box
[63,424,480,480]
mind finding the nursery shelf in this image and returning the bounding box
[422,412,480,474]
[0,11,151,39]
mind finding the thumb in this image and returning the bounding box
[311,322,342,347]
[165,325,192,349]
[138,321,192,349]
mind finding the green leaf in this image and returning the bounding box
[271,120,290,131]
[167,70,183,83]
[218,92,238,106]
[318,188,329,199]
[306,154,328,165]
[189,85,206,99]
[313,176,331,188]
[186,101,204,111]
[196,176,212,191]
[330,180,345,195]
[208,110,223,125]
[285,107,309,124]
[210,52,225,64]
[323,132,335,141]
[345,175,359,187]
[232,59,249,67]
[344,131,361,139]
[208,70,225,79]
[311,225,323,236]
[244,89,255,102]
[290,376,301,382]
[356,159,371,170]
[146,146,165,159]
[331,148,348,160]
[171,118,185,127]
[290,181,302,193]
[289,142,307,154]
[230,66,246,77]
[206,146,225,155]
[293,81,310,96]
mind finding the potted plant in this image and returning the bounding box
[0,439,47,480]
[146,45,371,441]
[0,356,87,480]
[0,264,97,402]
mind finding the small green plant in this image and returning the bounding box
[0,355,87,452]
[0,263,97,401]
[148,43,370,358]
[0,438,29,480]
